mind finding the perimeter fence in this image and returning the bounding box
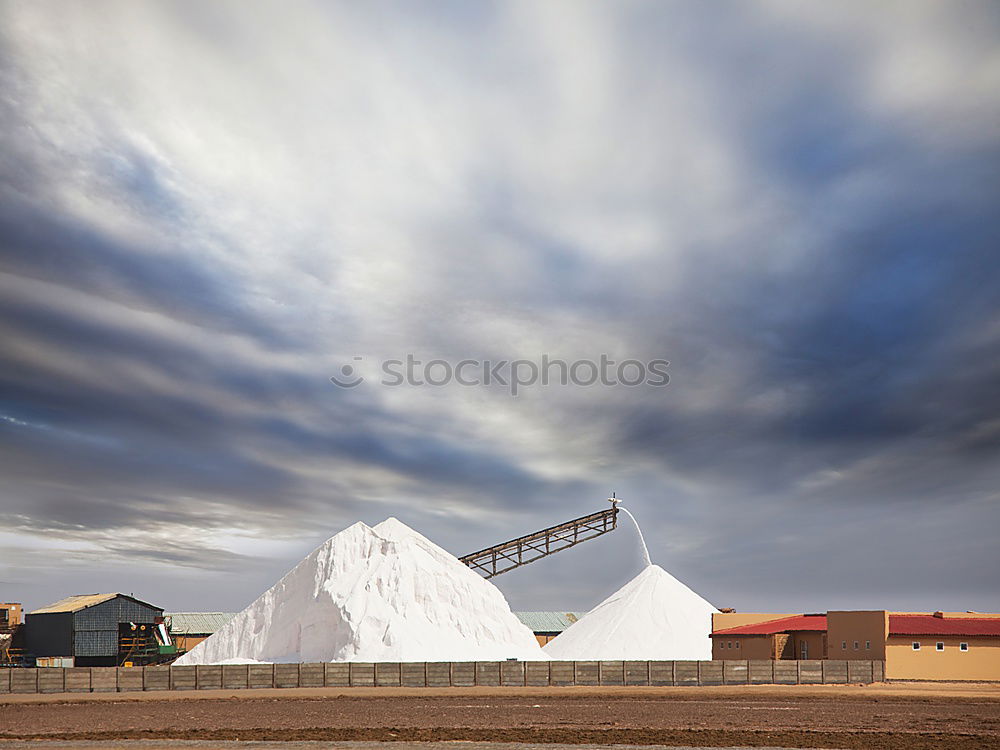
[0,659,884,693]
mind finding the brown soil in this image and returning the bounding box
[2,684,998,749]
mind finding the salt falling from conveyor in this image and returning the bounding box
[618,505,652,567]
[175,518,545,664]
[543,507,718,661]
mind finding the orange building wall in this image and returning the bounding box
[712,635,773,660]
[789,631,826,660]
[886,636,1000,681]
[827,610,887,660]
[0,604,21,628]
[713,632,827,660]
[173,634,209,652]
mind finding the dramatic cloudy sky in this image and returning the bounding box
[2,1,998,616]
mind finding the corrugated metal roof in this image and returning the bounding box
[712,614,828,636]
[889,615,1000,637]
[30,593,161,615]
[514,611,584,633]
[165,612,236,635]
[30,593,120,615]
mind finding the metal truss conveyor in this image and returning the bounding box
[459,504,619,579]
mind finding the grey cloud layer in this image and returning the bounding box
[0,0,998,613]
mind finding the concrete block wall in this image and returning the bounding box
[0,660,883,693]
[170,665,196,690]
[274,664,299,688]
[248,664,272,689]
[500,661,524,686]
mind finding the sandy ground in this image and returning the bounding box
[2,683,998,749]
[0,743,816,750]
[3,681,998,705]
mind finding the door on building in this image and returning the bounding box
[800,640,808,659]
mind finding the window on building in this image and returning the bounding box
[735,641,740,649]
[936,642,944,651]
[865,640,871,650]
[853,641,859,650]
[842,641,847,650]
[960,642,969,652]
[912,642,920,650]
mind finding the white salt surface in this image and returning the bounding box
[542,564,718,661]
[174,517,545,664]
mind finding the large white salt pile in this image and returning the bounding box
[175,517,545,664]
[542,564,718,660]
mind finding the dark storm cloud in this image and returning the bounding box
[0,157,553,522]
[0,283,556,536]
[600,60,1000,494]
[0,172,293,351]
[102,540,259,571]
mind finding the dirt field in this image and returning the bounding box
[2,683,998,749]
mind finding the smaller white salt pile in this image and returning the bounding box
[542,564,718,661]
[175,517,545,664]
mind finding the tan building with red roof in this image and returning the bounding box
[712,610,1000,681]
[885,612,1000,681]
[711,613,827,660]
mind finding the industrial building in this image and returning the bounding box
[0,603,22,631]
[712,610,1000,681]
[25,593,170,667]
[0,603,22,666]
[514,612,584,645]
[164,612,236,652]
